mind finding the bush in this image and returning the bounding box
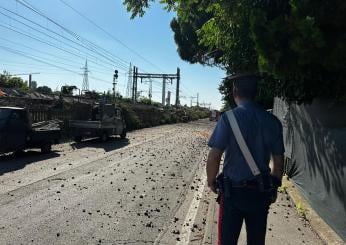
[160,111,172,124]
[184,107,209,121]
[120,103,142,131]
[119,102,210,131]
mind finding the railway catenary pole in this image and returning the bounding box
[162,75,166,106]
[132,67,180,106]
[132,66,138,103]
[176,68,180,106]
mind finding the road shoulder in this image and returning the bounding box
[200,190,218,245]
[283,176,345,245]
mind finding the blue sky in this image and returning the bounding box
[0,0,225,109]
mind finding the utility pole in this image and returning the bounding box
[82,59,90,92]
[113,70,118,102]
[9,72,40,89]
[176,68,180,106]
[162,77,173,106]
[197,93,199,107]
[29,74,32,89]
[166,91,171,106]
[190,96,197,107]
[126,63,132,98]
[149,79,153,102]
[162,75,166,106]
[132,66,138,103]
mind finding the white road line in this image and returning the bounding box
[176,170,207,245]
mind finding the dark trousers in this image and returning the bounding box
[219,188,270,245]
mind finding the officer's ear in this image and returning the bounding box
[232,83,239,98]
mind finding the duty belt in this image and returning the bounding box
[230,179,260,189]
[215,174,273,203]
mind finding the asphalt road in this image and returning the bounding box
[0,120,213,245]
[0,119,324,245]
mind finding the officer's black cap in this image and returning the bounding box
[224,73,262,98]
[224,73,262,82]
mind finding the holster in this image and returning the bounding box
[255,175,265,192]
[256,174,276,192]
[264,175,281,204]
[215,173,224,204]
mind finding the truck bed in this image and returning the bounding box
[69,120,116,129]
[29,128,61,146]
[32,120,62,130]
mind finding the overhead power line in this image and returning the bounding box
[14,0,130,70]
[0,23,125,73]
[0,7,128,71]
[58,0,165,73]
[0,29,88,68]
[0,37,117,75]
[0,45,78,74]
[0,45,112,85]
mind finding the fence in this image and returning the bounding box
[0,97,90,123]
[273,97,346,240]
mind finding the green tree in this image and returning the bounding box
[36,86,53,95]
[0,71,28,89]
[169,2,213,65]
[123,0,346,104]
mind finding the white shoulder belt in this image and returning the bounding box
[225,110,261,176]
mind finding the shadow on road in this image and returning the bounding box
[0,151,61,176]
[70,137,130,152]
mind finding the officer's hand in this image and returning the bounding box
[269,189,278,204]
[208,180,218,194]
[271,175,282,189]
[269,175,281,204]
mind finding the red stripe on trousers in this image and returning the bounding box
[218,195,224,245]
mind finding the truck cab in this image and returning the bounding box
[69,104,127,142]
[0,107,29,152]
[0,107,61,154]
[209,110,220,121]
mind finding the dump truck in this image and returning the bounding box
[69,104,126,142]
[0,107,61,154]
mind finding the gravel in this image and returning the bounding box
[0,120,213,244]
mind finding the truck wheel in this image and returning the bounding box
[75,136,82,143]
[14,149,25,156]
[101,132,108,142]
[41,143,52,154]
[120,129,127,139]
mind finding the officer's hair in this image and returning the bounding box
[232,76,259,99]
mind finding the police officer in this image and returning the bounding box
[207,74,285,245]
